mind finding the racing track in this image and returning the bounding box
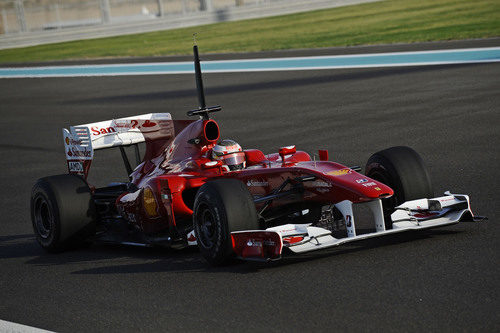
[0,39,499,332]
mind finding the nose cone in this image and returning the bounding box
[323,169,394,200]
[355,179,394,199]
[297,162,395,202]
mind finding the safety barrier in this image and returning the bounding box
[0,0,282,34]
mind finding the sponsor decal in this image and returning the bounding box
[113,119,158,131]
[246,240,262,247]
[282,236,304,245]
[362,182,377,187]
[346,215,352,227]
[68,161,83,173]
[114,122,130,129]
[374,187,382,191]
[65,137,82,146]
[246,240,276,247]
[356,179,368,183]
[142,120,156,128]
[309,180,332,188]
[89,118,161,136]
[246,180,269,187]
[327,169,352,176]
[67,146,91,158]
[91,126,117,136]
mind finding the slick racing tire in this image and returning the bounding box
[193,179,259,266]
[31,174,97,252]
[365,146,434,229]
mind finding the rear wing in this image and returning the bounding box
[63,113,172,179]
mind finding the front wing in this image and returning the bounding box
[230,192,484,261]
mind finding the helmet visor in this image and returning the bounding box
[221,152,245,167]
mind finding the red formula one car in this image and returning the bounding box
[31,46,485,265]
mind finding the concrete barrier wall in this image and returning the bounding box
[1,0,293,33]
[0,0,381,49]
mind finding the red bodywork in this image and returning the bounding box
[116,118,393,236]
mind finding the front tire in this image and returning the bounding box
[31,174,97,252]
[365,146,434,229]
[193,179,259,266]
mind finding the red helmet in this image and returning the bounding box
[211,139,246,171]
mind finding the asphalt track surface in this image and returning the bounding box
[0,39,499,332]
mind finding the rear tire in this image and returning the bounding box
[193,179,259,266]
[31,174,97,252]
[365,146,433,229]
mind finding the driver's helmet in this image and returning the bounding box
[211,139,246,171]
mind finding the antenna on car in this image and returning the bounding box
[187,33,222,119]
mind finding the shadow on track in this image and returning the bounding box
[0,234,42,259]
[1,228,461,275]
[273,228,463,267]
[1,229,462,274]
[0,144,60,153]
[67,64,480,105]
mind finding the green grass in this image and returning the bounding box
[0,0,499,63]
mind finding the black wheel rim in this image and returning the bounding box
[196,204,217,249]
[34,196,53,239]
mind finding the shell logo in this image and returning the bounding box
[327,169,352,176]
[143,187,159,217]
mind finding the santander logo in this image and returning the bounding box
[91,126,116,136]
[67,147,91,158]
[90,120,157,136]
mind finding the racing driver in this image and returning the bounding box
[211,139,246,171]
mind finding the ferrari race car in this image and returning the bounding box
[31,46,485,265]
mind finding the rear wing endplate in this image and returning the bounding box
[63,113,172,178]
